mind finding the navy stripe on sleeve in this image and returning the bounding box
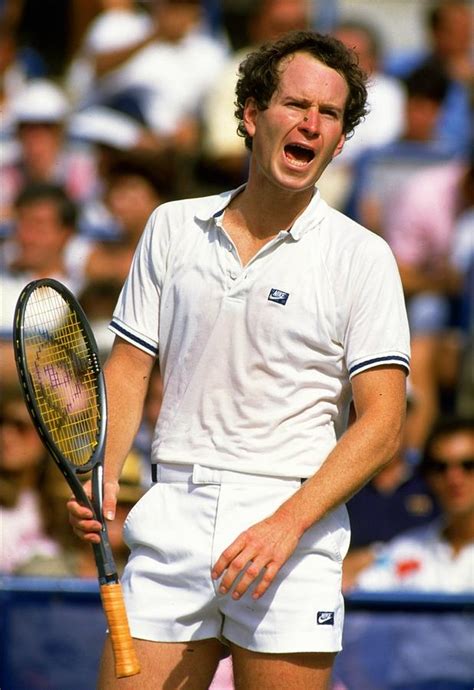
[109,320,158,356]
[349,354,410,376]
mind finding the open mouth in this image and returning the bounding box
[284,144,315,167]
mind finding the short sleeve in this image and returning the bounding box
[109,207,167,357]
[341,235,410,378]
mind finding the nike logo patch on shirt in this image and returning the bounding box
[268,288,289,305]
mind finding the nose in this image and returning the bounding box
[300,108,320,135]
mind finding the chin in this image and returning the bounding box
[276,171,319,192]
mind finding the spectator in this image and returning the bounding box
[354,415,474,592]
[65,0,154,108]
[0,79,98,230]
[82,150,175,283]
[384,154,472,454]
[386,0,473,157]
[0,384,60,574]
[78,279,124,361]
[0,18,45,147]
[68,105,160,239]
[350,60,452,232]
[67,0,228,159]
[338,414,474,690]
[0,182,85,382]
[451,166,474,418]
[332,19,406,159]
[317,19,406,210]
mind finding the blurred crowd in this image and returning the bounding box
[1,0,473,606]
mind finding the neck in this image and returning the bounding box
[234,180,315,239]
[443,511,474,554]
[13,257,66,278]
[372,458,408,493]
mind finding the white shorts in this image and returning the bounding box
[121,463,350,654]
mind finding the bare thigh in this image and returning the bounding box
[230,643,336,690]
[98,636,224,690]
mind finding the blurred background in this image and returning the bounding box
[0,1,473,689]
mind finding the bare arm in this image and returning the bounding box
[93,33,156,77]
[398,261,461,298]
[212,365,407,599]
[68,336,155,541]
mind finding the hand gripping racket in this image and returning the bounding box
[13,278,140,679]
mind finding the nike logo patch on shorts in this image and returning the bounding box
[317,611,335,625]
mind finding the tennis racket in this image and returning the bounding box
[13,278,140,679]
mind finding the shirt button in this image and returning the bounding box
[229,271,238,280]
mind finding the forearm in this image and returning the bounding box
[274,368,407,538]
[93,33,156,77]
[102,338,155,485]
[279,415,402,537]
[399,262,461,297]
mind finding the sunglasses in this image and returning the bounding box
[425,458,474,475]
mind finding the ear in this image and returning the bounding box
[243,97,258,140]
[332,133,346,159]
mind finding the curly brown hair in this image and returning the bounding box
[235,30,369,150]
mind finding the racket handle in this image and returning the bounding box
[100,582,141,678]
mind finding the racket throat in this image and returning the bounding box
[92,466,117,580]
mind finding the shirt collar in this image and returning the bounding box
[287,187,327,240]
[194,184,246,224]
[194,184,327,241]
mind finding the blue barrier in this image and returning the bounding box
[0,577,105,690]
[1,577,474,690]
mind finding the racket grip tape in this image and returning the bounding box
[100,582,141,678]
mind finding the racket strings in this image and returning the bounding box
[23,286,101,467]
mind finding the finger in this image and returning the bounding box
[217,551,253,594]
[66,499,94,520]
[69,515,102,533]
[103,480,119,521]
[230,559,269,600]
[251,562,280,599]
[211,538,247,580]
[68,517,101,541]
[72,528,101,544]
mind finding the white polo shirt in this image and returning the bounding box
[355,520,474,592]
[110,187,410,478]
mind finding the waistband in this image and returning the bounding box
[151,462,305,486]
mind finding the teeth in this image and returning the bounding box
[285,150,311,166]
[285,144,314,166]
[288,157,308,167]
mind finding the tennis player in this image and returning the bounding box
[68,31,410,690]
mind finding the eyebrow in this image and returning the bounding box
[282,95,344,116]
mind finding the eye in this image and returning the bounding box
[285,100,305,109]
[320,107,340,119]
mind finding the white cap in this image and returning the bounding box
[12,79,70,124]
[68,106,142,150]
[84,10,152,54]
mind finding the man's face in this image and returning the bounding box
[333,27,376,75]
[1,398,45,472]
[106,175,159,234]
[244,52,347,194]
[15,200,71,271]
[153,1,202,43]
[252,0,310,42]
[434,4,472,58]
[425,430,474,518]
[18,123,63,168]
